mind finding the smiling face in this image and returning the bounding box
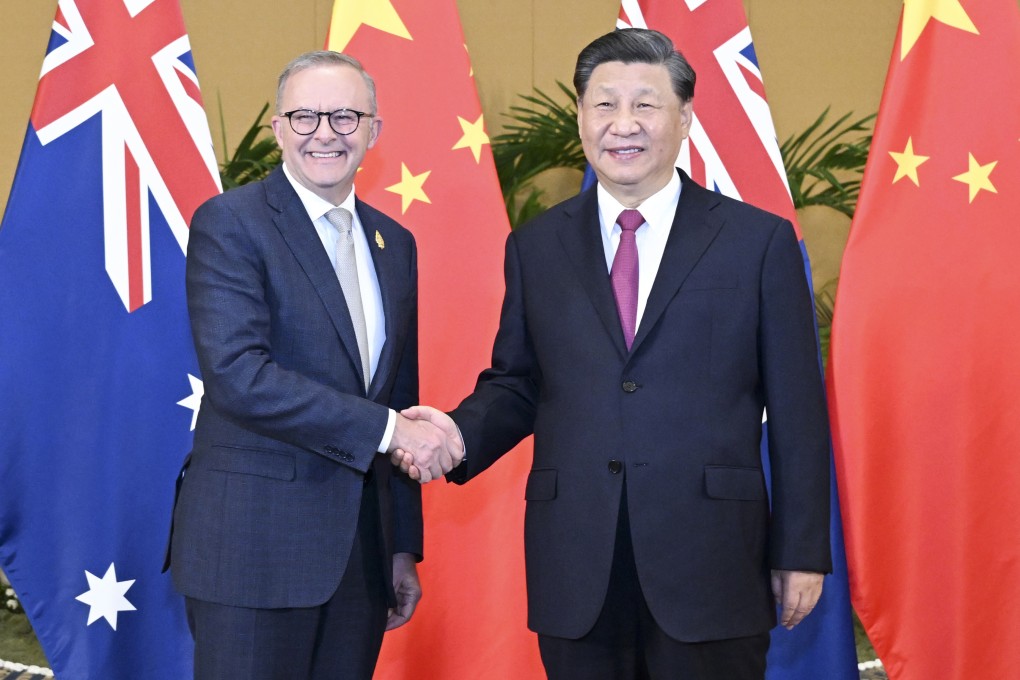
[271,64,381,205]
[577,61,692,207]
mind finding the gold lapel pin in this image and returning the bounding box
[375,230,385,250]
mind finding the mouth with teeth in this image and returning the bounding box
[310,151,343,159]
[608,146,643,158]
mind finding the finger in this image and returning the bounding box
[771,572,784,604]
[438,449,455,475]
[780,591,812,628]
[400,405,431,420]
[386,609,409,631]
[779,588,800,627]
[784,604,815,629]
[392,453,414,476]
[389,449,409,470]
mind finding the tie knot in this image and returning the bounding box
[617,209,644,233]
[325,207,354,235]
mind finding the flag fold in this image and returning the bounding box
[0,1,219,677]
[326,1,544,678]
[829,1,1020,679]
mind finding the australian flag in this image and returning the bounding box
[0,1,220,677]
[613,1,860,678]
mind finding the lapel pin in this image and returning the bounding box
[375,230,385,250]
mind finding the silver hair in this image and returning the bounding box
[275,51,378,114]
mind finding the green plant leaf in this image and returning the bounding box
[218,101,282,190]
[491,81,587,227]
[781,109,874,217]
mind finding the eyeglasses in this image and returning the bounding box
[281,108,375,136]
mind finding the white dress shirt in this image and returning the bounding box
[596,171,683,332]
[282,163,395,451]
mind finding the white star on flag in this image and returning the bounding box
[75,563,136,630]
[176,373,204,431]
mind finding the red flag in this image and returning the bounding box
[618,0,798,229]
[619,3,860,679]
[0,1,218,676]
[325,2,544,677]
[828,1,1020,678]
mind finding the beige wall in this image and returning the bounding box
[0,1,900,284]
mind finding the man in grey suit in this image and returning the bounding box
[168,51,461,680]
[399,29,831,679]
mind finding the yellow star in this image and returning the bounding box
[327,0,412,53]
[386,163,432,214]
[900,0,978,60]
[952,153,998,203]
[889,137,930,186]
[452,114,490,163]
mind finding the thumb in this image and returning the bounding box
[401,405,431,420]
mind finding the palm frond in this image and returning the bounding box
[814,278,839,368]
[491,82,587,226]
[780,108,874,217]
[218,101,282,190]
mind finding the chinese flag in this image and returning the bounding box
[828,1,1020,679]
[325,2,545,678]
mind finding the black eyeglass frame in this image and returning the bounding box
[281,108,376,136]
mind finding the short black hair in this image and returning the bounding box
[574,28,695,103]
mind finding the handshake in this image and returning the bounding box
[387,405,464,484]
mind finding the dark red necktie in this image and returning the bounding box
[611,209,644,349]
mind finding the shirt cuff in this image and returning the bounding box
[377,408,397,453]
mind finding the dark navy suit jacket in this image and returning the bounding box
[170,167,422,609]
[450,170,831,642]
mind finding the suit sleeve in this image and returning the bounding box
[186,197,390,473]
[758,219,833,573]
[448,231,540,482]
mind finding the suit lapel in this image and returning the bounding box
[556,189,630,357]
[357,200,401,400]
[264,169,367,393]
[630,171,724,355]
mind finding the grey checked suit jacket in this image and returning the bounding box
[169,167,422,609]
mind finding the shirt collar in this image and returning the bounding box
[282,162,358,224]
[597,169,682,237]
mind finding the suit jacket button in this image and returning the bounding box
[324,445,339,456]
[622,380,638,393]
[608,459,623,474]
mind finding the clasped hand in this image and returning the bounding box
[387,405,464,483]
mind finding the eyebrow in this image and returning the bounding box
[590,85,659,98]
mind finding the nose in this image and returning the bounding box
[608,109,640,136]
[313,115,339,141]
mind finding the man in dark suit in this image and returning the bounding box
[168,51,462,680]
[399,29,831,679]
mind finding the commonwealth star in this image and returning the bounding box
[75,563,136,631]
